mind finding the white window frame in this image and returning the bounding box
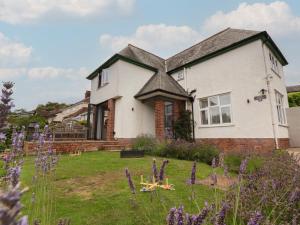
[199,92,232,127]
[269,52,279,75]
[177,71,184,81]
[98,68,109,88]
[275,90,287,125]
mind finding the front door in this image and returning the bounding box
[95,101,109,140]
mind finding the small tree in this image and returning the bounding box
[173,110,193,141]
[288,92,300,107]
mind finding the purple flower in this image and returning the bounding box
[152,159,158,182]
[0,184,27,225]
[125,168,135,194]
[167,207,176,225]
[176,206,184,225]
[194,202,211,225]
[239,159,248,174]
[214,202,229,225]
[224,165,229,178]
[212,157,217,168]
[210,172,217,186]
[9,166,21,187]
[159,159,169,182]
[190,161,196,185]
[247,211,262,225]
[185,213,194,225]
[289,187,300,203]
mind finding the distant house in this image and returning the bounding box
[86,28,289,152]
[50,91,90,123]
[287,85,300,93]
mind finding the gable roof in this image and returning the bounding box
[287,85,300,93]
[87,28,288,99]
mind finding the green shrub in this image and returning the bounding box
[148,140,219,164]
[132,134,156,151]
[173,110,193,141]
[224,153,264,173]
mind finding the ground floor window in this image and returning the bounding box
[275,90,286,125]
[164,101,174,138]
[199,93,232,126]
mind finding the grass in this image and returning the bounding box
[19,151,223,225]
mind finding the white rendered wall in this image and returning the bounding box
[90,60,155,138]
[171,40,289,139]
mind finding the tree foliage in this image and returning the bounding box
[288,92,300,107]
[8,114,47,128]
[35,102,69,117]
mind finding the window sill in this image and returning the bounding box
[97,83,109,90]
[278,124,288,128]
[198,123,235,128]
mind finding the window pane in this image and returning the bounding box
[209,96,218,106]
[221,106,231,123]
[200,110,208,125]
[200,98,208,108]
[220,94,230,105]
[210,107,220,124]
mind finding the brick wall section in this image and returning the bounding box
[197,138,289,154]
[24,140,124,154]
[154,99,165,139]
[173,100,185,121]
[106,99,115,141]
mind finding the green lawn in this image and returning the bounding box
[20,151,222,225]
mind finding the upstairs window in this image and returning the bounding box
[275,91,286,125]
[269,52,279,74]
[199,93,232,126]
[177,71,184,81]
[98,69,109,88]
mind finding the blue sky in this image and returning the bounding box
[0,0,300,110]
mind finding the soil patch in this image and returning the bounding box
[56,171,122,200]
[196,175,237,190]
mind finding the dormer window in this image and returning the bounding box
[98,69,110,88]
[269,52,279,74]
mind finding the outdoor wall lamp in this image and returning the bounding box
[254,88,267,102]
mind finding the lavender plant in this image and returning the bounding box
[29,125,60,225]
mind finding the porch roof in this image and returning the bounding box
[134,70,189,100]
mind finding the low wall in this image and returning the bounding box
[287,107,300,147]
[196,138,289,154]
[24,140,126,154]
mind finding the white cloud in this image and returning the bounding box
[0,32,32,66]
[0,0,135,24]
[100,24,202,57]
[203,1,300,37]
[0,66,89,80]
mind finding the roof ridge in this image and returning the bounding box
[166,27,231,61]
[127,44,165,60]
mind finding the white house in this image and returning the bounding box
[86,28,289,152]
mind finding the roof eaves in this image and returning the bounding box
[135,88,189,99]
[86,54,159,80]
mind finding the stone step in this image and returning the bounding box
[102,145,124,150]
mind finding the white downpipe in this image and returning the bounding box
[261,41,279,149]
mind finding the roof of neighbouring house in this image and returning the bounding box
[87,28,288,99]
[287,85,300,93]
[63,107,88,120]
